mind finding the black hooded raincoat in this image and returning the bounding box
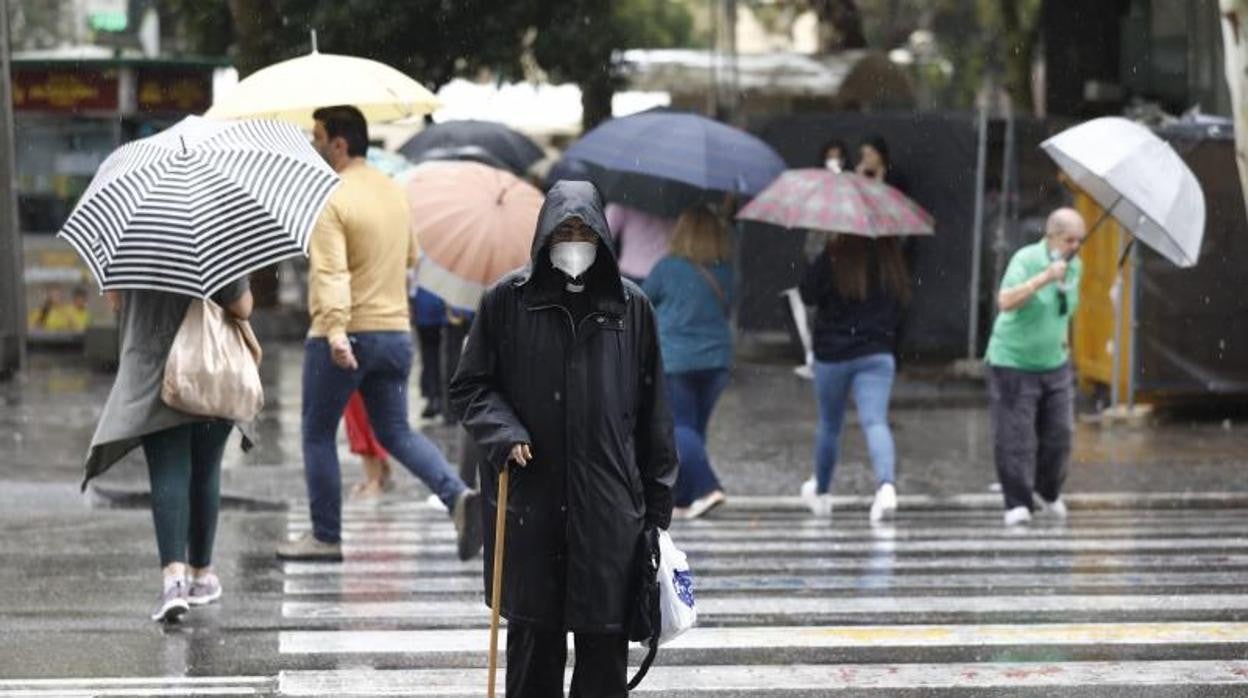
[450,181,678,633]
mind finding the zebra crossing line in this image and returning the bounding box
[0,676,272,697]
[271,496,1248,695]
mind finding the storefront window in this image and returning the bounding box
[15,117,115,234]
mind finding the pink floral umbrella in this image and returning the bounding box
[736,169,934,237]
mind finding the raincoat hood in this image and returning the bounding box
[520,180,627,314]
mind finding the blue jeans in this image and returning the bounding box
[812,353,896,494]
[666,368,730,506]
[302,332,466,543]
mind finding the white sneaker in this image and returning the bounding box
[1003,506,1032,526]
[800,478,833,517]
[869,483,897,523]
[1039,497,1068,519]
[684,490,726,520]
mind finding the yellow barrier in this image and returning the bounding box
[1070,191,1135,399]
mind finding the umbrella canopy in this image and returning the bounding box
[736,169,934,237]
[408,161,544,309]
[563,111,786,215]
[58,116,339,298]
[398,120,545,176]
[408,144,513,173]
[1041,116,1205,267]
[204,50,439,128]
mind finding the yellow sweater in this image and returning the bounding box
[308,159,417,341]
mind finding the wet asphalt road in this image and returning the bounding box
[3,343,1248,695]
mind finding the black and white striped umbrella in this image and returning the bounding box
[58,116,339,298]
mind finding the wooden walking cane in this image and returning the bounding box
[487,463,510,698]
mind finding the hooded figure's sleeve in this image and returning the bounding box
[449,292,532,471]
[634,297,678,530]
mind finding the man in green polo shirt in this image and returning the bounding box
[986,207,1086,526]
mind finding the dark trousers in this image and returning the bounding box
[416,324,443,400]
[988,363,1074,511]
[506,622,628,698]
[302,333,466,542]
[666,368,730,506]
[440,321,470,425]
[141,421,232,567]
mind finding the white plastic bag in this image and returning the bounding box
[656,530,696,646]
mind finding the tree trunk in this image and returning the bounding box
[998,0,1039,113]
[226,0,281,78]
[581,68,615,133]
[811,0,867,52]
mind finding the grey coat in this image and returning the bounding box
[82,280,252,488]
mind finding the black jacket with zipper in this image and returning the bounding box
[798,246,905,363]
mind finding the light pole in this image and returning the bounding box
[0,0,26,380]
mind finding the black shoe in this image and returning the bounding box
[452,490,484,561]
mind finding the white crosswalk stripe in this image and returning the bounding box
[270,497,1248,695]
[0,676,271,697]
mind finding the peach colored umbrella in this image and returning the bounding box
[407,161,543,309]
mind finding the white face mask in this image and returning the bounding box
[825,158,842,173]
[550,241,597,280]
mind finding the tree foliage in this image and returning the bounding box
[160,0,694,131]
[745,0,1044,110]
[530,0,693,130]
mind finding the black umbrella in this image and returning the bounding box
[409,145,513,173]
[545,157,720,218]
[398,120,544,176]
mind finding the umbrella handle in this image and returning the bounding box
[487,464,510,698]
[1116,238,1136,270]
[1069,194,1123,261]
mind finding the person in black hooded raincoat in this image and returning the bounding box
[450,180,678,697]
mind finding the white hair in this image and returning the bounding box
[1045,207,1086,237]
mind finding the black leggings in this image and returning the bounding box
[141,421,232,567]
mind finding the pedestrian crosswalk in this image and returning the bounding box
[269,496,1248,695]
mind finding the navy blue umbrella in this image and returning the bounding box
[398,120,545,176]
[562,112,786,216]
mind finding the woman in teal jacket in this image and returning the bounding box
[643,205,734,519]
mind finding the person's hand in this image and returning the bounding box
[330,335,358,370]
[1044,259,1069,284]
[509,443,533,467]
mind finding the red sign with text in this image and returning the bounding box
[12,69,120,112]
[136,69,213,113]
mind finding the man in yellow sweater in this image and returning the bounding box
[277,105,482,562]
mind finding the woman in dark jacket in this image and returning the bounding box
[450,181,677,697]
[798,235,909,522]
[83,279,253,623]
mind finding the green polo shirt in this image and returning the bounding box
[986,239,1082,372]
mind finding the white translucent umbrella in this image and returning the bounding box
[1041,116,1205,267]
[205,41,438,129]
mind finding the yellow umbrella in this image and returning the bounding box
[205,46,439,128]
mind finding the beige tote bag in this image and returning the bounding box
[161,298,264,422]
